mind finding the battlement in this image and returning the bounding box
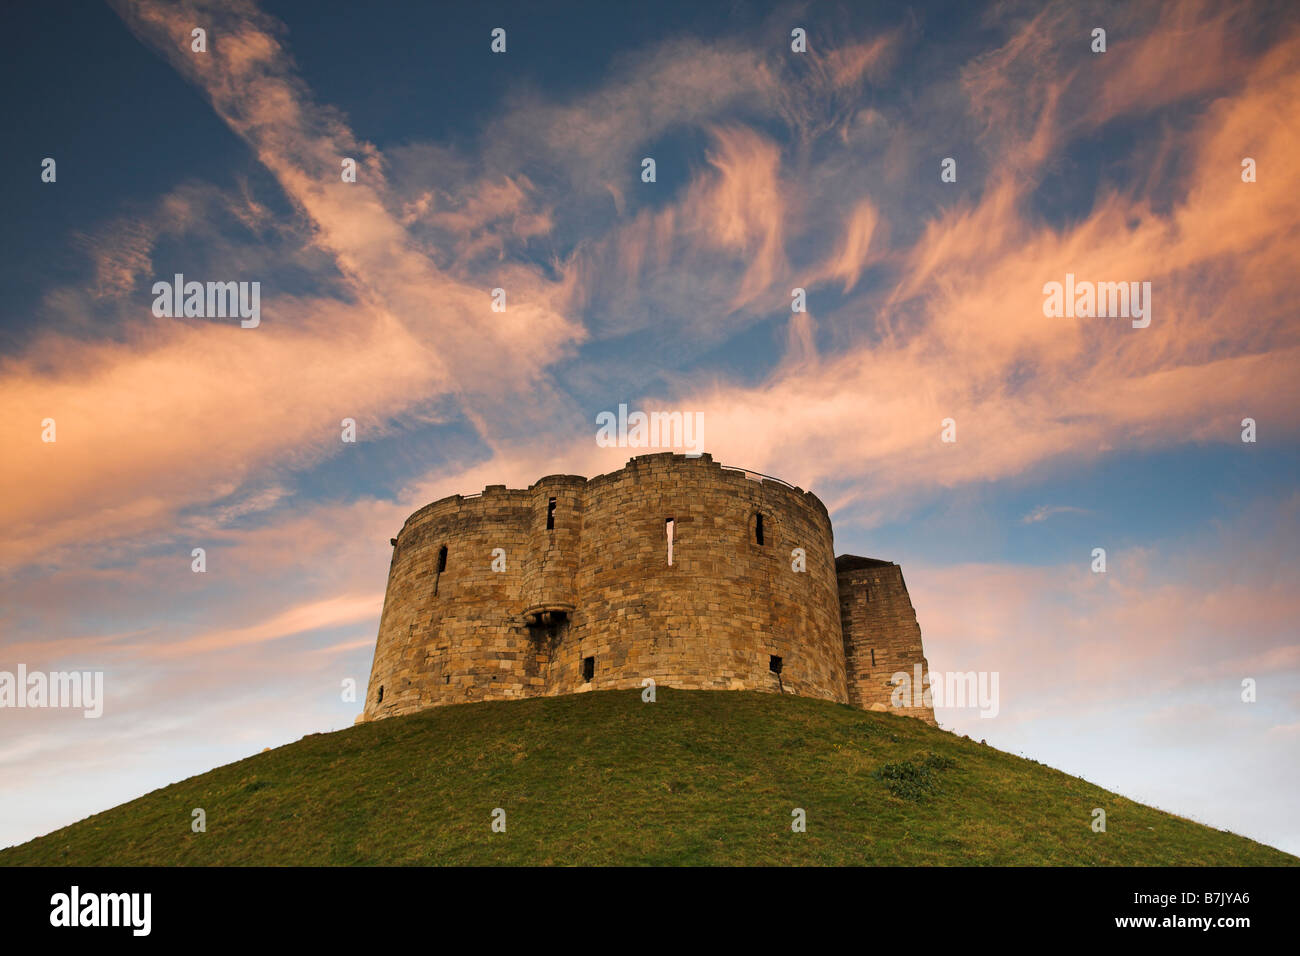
[363,454,933,723]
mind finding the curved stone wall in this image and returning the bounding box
[363,453,850,720]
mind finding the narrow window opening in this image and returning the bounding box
[755,513,765,546]
[665,517,675,566]
[443,674,450,684]
[546,497,557,530]
[582,656,595,682]
[377,685,384,704]
[436,545,448,573]
[769,655,782,674]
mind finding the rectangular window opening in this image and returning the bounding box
[546,497,556,530]
[582,656,595,682]
[755,513,765,546]
[769,655,782,674]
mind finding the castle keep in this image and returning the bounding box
[363,453,934,723]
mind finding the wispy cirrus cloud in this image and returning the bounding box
[10,0,1286,566]
[1020,504,1090,524]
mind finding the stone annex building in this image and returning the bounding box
[362,453,934,723]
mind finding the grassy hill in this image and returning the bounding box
[2,689,1293,866]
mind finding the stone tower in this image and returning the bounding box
[363,453,933,724]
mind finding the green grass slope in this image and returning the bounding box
[3,689,1293,866]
